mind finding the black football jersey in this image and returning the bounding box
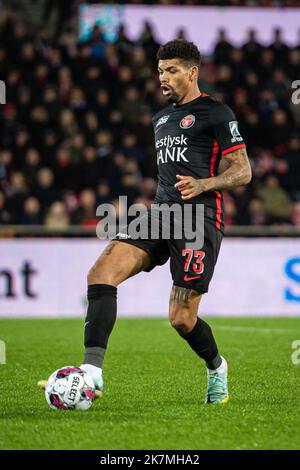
[152,93,246,231]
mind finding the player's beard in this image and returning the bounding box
[167,91,180,104]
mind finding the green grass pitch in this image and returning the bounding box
[0,317,300,450]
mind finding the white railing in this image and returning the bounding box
[0,225,300,237]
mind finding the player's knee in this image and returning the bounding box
[169,312,193,335]
[87,262,115,286]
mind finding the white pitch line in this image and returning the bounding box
[162,321,296,334]
[213,325,296,334]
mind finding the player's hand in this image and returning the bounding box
[174,174,208,200]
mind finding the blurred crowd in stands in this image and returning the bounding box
[1,6,300,229]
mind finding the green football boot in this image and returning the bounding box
[205,357,229,404]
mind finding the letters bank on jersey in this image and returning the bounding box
[156,132,190,164]
[155,113,198,165]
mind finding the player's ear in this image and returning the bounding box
[189,65,198,82]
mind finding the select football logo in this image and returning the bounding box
[180,114,195,129]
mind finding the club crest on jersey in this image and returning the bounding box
[180,114,195,129]
[156,115,170,128]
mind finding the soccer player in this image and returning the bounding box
[80,40,252,404]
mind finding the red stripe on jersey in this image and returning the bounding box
[200,92,209,98]
[210,140,222,230]
[210,140,219,176]
[222,143,246,156]
[215,192,222,230]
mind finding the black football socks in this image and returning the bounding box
[83,285,222,371]
[83,284,117,368]
[179,317,222,370]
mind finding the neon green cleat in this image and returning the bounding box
[92,376,104,397]
[205,357,229,404]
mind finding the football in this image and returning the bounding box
[45,366,95,411]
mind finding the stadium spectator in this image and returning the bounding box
[248,197,269,226]
[270,28,289,66]
[256,174,292,223]
[71,188,98,227]
[96,180,112,206]
[0,190,11,224]
[42,0,73,40]
[280,135,300,200]
[291,202,300,226]
[45,201,70,229]
[242,29,262,68]
[229,186,253,225]
[214,29,233,65]
[79,146,100,190]
[52,146,76,190]
[33,168,61,214]
[21,197,42,225]
[223,192,237,227]
[138,21,160,67]
[7,171,28,222]
[22,148,41,187]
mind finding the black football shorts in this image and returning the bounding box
[113,206,223,294]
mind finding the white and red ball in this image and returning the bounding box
[45,366,95,410]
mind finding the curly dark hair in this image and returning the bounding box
[156,39,201,67]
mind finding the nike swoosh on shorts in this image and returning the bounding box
[183,275,201,281]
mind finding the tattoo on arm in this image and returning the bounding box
[207,148,252,192]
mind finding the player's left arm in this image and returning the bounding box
[175,102,252,200]
[175,146,252,200]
